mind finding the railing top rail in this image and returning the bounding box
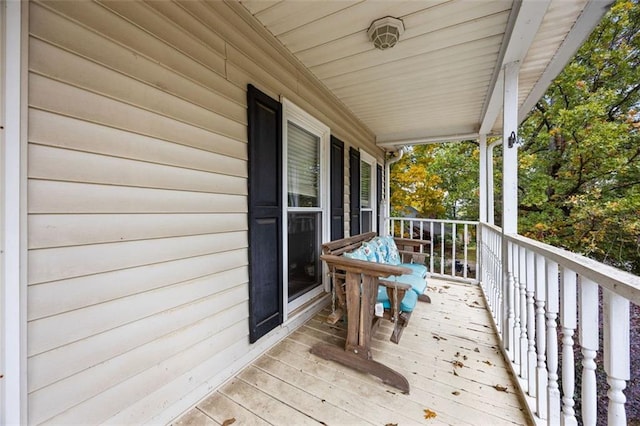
[479,222,502,234]
[390,217,479,226]
[503,231,640,305]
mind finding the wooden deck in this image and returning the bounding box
[173,279,531,426]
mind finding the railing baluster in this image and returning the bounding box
[429,221,434,274]
[506,241,516,360]
[440,222,445,275]
[463,224,468,279]
[526,250,536,394]
[452,223,457,276]
[496,234,503,332]
[518,247,528,379]
[579,277,598,426]
[534,253,547,417]
[513,245,523,369]
[603,290,630,426]
[545,260,560,424]
[560,267,577,426]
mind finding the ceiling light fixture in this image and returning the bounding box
[368,16,405,50]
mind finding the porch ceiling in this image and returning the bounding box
[237,0,610,150]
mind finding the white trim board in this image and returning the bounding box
[1,0,28,423]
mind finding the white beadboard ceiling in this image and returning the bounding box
[239,0,610,150]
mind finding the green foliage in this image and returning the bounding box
[518,0,640,273]
[389,142,479,220]
[389,145,446,218]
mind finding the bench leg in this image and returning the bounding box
[390,311,411,344]
[418,293,431,303]
[310,343,410,394]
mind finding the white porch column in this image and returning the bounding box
[478,134,488,223]
[1,1,27,424]
[383,148,405,236]
[487,140,500,225]
[502,61,519,234]
[501,61,519,358]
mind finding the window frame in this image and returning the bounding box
[281,98,330,317]
[359,149,377,233]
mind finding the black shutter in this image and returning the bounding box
[349,147,361,236]
[377,164,383,235]
[247,85,283,343]
[330,137,345,240]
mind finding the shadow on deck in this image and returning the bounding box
[174,279,531,425]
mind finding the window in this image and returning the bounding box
[360,150,377,233]
[282,99,330,314]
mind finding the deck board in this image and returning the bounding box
[173,279,531,425]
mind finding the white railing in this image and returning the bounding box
[388,217,478,283]
[480,223,640,426]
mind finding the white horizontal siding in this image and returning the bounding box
[28,213,247,249]
[28,249,248,320]
[28,231,247,286]
[26,0,379,423]
[29,145,247,195]
[32,312,249,425]
[30,110,247,178]
[28,180,247,214]
[29,271,248,392]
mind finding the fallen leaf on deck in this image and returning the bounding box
[222,418,236,426]
[452,391,460,396]
[452,360,464,368]
[494,384,508,392]
[483,360,492,366]
[424,409,437,419]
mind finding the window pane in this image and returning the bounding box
[287,212,321,301]
[361,210,372,233]
[360,160,371,208]
[288,121,319,207]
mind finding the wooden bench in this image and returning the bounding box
[309,232,430,394]
[323,232,431,341]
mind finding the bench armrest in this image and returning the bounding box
[378,279,412,292]
[320,254,412,278]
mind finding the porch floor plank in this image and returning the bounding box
[173,279,532,425]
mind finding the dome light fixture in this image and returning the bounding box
[368,16,405,50]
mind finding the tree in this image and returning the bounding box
[389,145,446,218]
[518,0,640,273]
